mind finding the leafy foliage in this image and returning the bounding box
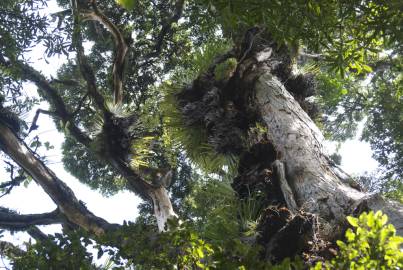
[381,178,403,203]
[12,231,97,270]
[314,211,403,270]
[0,0,402,269]
[160,39,239,174]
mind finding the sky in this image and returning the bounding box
[0,0,381,267]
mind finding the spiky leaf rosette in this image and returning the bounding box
[160,40,238,174]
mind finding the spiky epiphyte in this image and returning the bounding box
[90,102,141,162]
[0,95,24,134]
[160,40,241,175]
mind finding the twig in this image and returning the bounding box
[29,109,56,133]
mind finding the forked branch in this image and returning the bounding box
[73,0,128,104]
[0,123,117,236]
[84,0,129,105]
[0,57,92,148]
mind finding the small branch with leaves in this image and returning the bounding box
[138,0,185,68]
[0,161,26,198]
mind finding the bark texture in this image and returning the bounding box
[175,33,402,261]
[0,123,116,236]
[251,53,402,238]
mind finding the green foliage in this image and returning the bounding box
[198,0,400,77]
[315,72,366,141]
[12,231,97,270]
[214,57,237,81]
[362,59,403,179]
[314,211,403,270]
[115,0,136,10]
[161,39,239,174]
[63,137,125,196]
[381,179,403,203]
[95,180,304,269]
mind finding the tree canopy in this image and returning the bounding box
[0,0,402,269]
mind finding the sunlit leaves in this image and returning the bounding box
[315,211,403,270]
[115,0,136,10]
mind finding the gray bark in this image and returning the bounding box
[0,123,116,236]
[253,71,403,237]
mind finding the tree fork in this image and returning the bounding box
[0,123,117,236]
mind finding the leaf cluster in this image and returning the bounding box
[314,211,403,270]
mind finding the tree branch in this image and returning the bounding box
[71,92,89,116]
[0,161,25,198]
[28,109,56,133]
[0,207,62,230]
[0,123,118,236]
[139,0,185,67]
[272,160,298,213]
[26,227,49,242]
[153,0,185,57]
[71,0,111,119]
[81,0,129,105]
[0,57,92,148]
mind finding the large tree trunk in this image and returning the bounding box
[176,37,403,261]
[253,71,403,236]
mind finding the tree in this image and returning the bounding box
[0,0,402,268]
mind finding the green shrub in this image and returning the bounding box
[313,211,403,270]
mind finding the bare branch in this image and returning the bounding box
[81,0,129,105]
[70,92,89,116]
[71,0,111,119]
[28,109,56,133]
[26,227,48,242]
[272,160,298,213]
[0,123,118,236]
[0,161,25,198]
[0,207,62,230]
[49,78,80,87]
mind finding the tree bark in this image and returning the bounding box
[0,123,117,236]
[253,71,402,237]
[150,187,178,231]
[175,37,402,260]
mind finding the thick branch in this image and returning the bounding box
[107,157,154,201]
[27,227,49,242]
[0,123,117,236]
[82,0,129,105]
[0,207,62,230]
[71,0,111,119]
[0,58,92,148]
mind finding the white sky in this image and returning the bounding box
[0,0,381,267]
